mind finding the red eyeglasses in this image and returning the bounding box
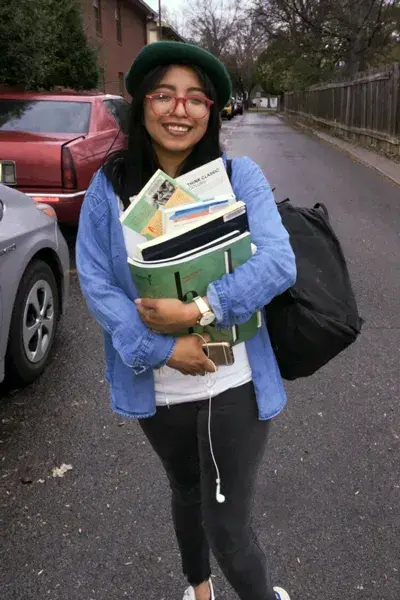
[145,93,214,120]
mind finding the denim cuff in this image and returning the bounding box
[132,331,176,375]
[207,281,230,330]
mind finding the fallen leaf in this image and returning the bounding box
[52,464,73,478]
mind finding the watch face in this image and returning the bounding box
[200,313,215,326]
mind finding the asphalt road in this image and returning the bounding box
[1,113,399,600]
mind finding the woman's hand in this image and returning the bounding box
[167,335,216,376]
[135,298,200,334]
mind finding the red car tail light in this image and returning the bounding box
[62,146,77,190]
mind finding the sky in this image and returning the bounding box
[146,0,183,14]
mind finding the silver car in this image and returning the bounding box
[0,184,69,385]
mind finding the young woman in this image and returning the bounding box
[77,42,296,600]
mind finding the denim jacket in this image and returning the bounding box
[76,155,296,420]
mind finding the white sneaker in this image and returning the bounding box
[183,578,215,600]
[274,587,291,600]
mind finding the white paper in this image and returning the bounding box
[122,224,146,260]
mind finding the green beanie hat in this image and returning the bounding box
[125,42,232,110]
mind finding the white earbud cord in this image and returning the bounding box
[193,333,225,504]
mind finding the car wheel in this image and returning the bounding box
[6,259,60,385]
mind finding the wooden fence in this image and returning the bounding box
[284,63,400,157]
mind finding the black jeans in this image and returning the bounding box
[139,382,276,600]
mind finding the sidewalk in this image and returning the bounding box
[282,116,400,187]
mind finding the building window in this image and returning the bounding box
[118,72,124,95]
[116,0,122,43]
[93,0,102,36]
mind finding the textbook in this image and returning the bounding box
[137,202,248,261]
[120,158,235,241]
[162,195,236,234]
[128,230,261,345]
[176,157,234,200]
[120,160,260,345]
[120,170,198,240]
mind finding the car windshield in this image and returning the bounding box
[0,100,91,134]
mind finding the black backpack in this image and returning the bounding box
[226,160,363,380]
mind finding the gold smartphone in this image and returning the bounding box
[203,342,235,366]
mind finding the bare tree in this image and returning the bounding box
[161,5,188,37]
[255,0,400,76]
[185,0,244,58]
[181,0,266,97]
[225,10,268,95]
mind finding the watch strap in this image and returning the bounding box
[193,296,212,317]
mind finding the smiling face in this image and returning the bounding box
[143,65,211,163]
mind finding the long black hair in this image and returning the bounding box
[103,64,223,209]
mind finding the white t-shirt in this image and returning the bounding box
[154,342,252,405]
[118,197,253,405]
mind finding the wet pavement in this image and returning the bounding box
[1,113,399,600]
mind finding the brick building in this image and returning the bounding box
[81,0,184,98]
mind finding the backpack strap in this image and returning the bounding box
[227,158,278,198]
[226,158,233,181]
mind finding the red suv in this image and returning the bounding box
[0,92,129,225]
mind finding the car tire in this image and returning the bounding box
[6,259,60,385]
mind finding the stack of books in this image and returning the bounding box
[121,158,260,345]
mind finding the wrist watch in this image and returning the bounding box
[193,296,216,326]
